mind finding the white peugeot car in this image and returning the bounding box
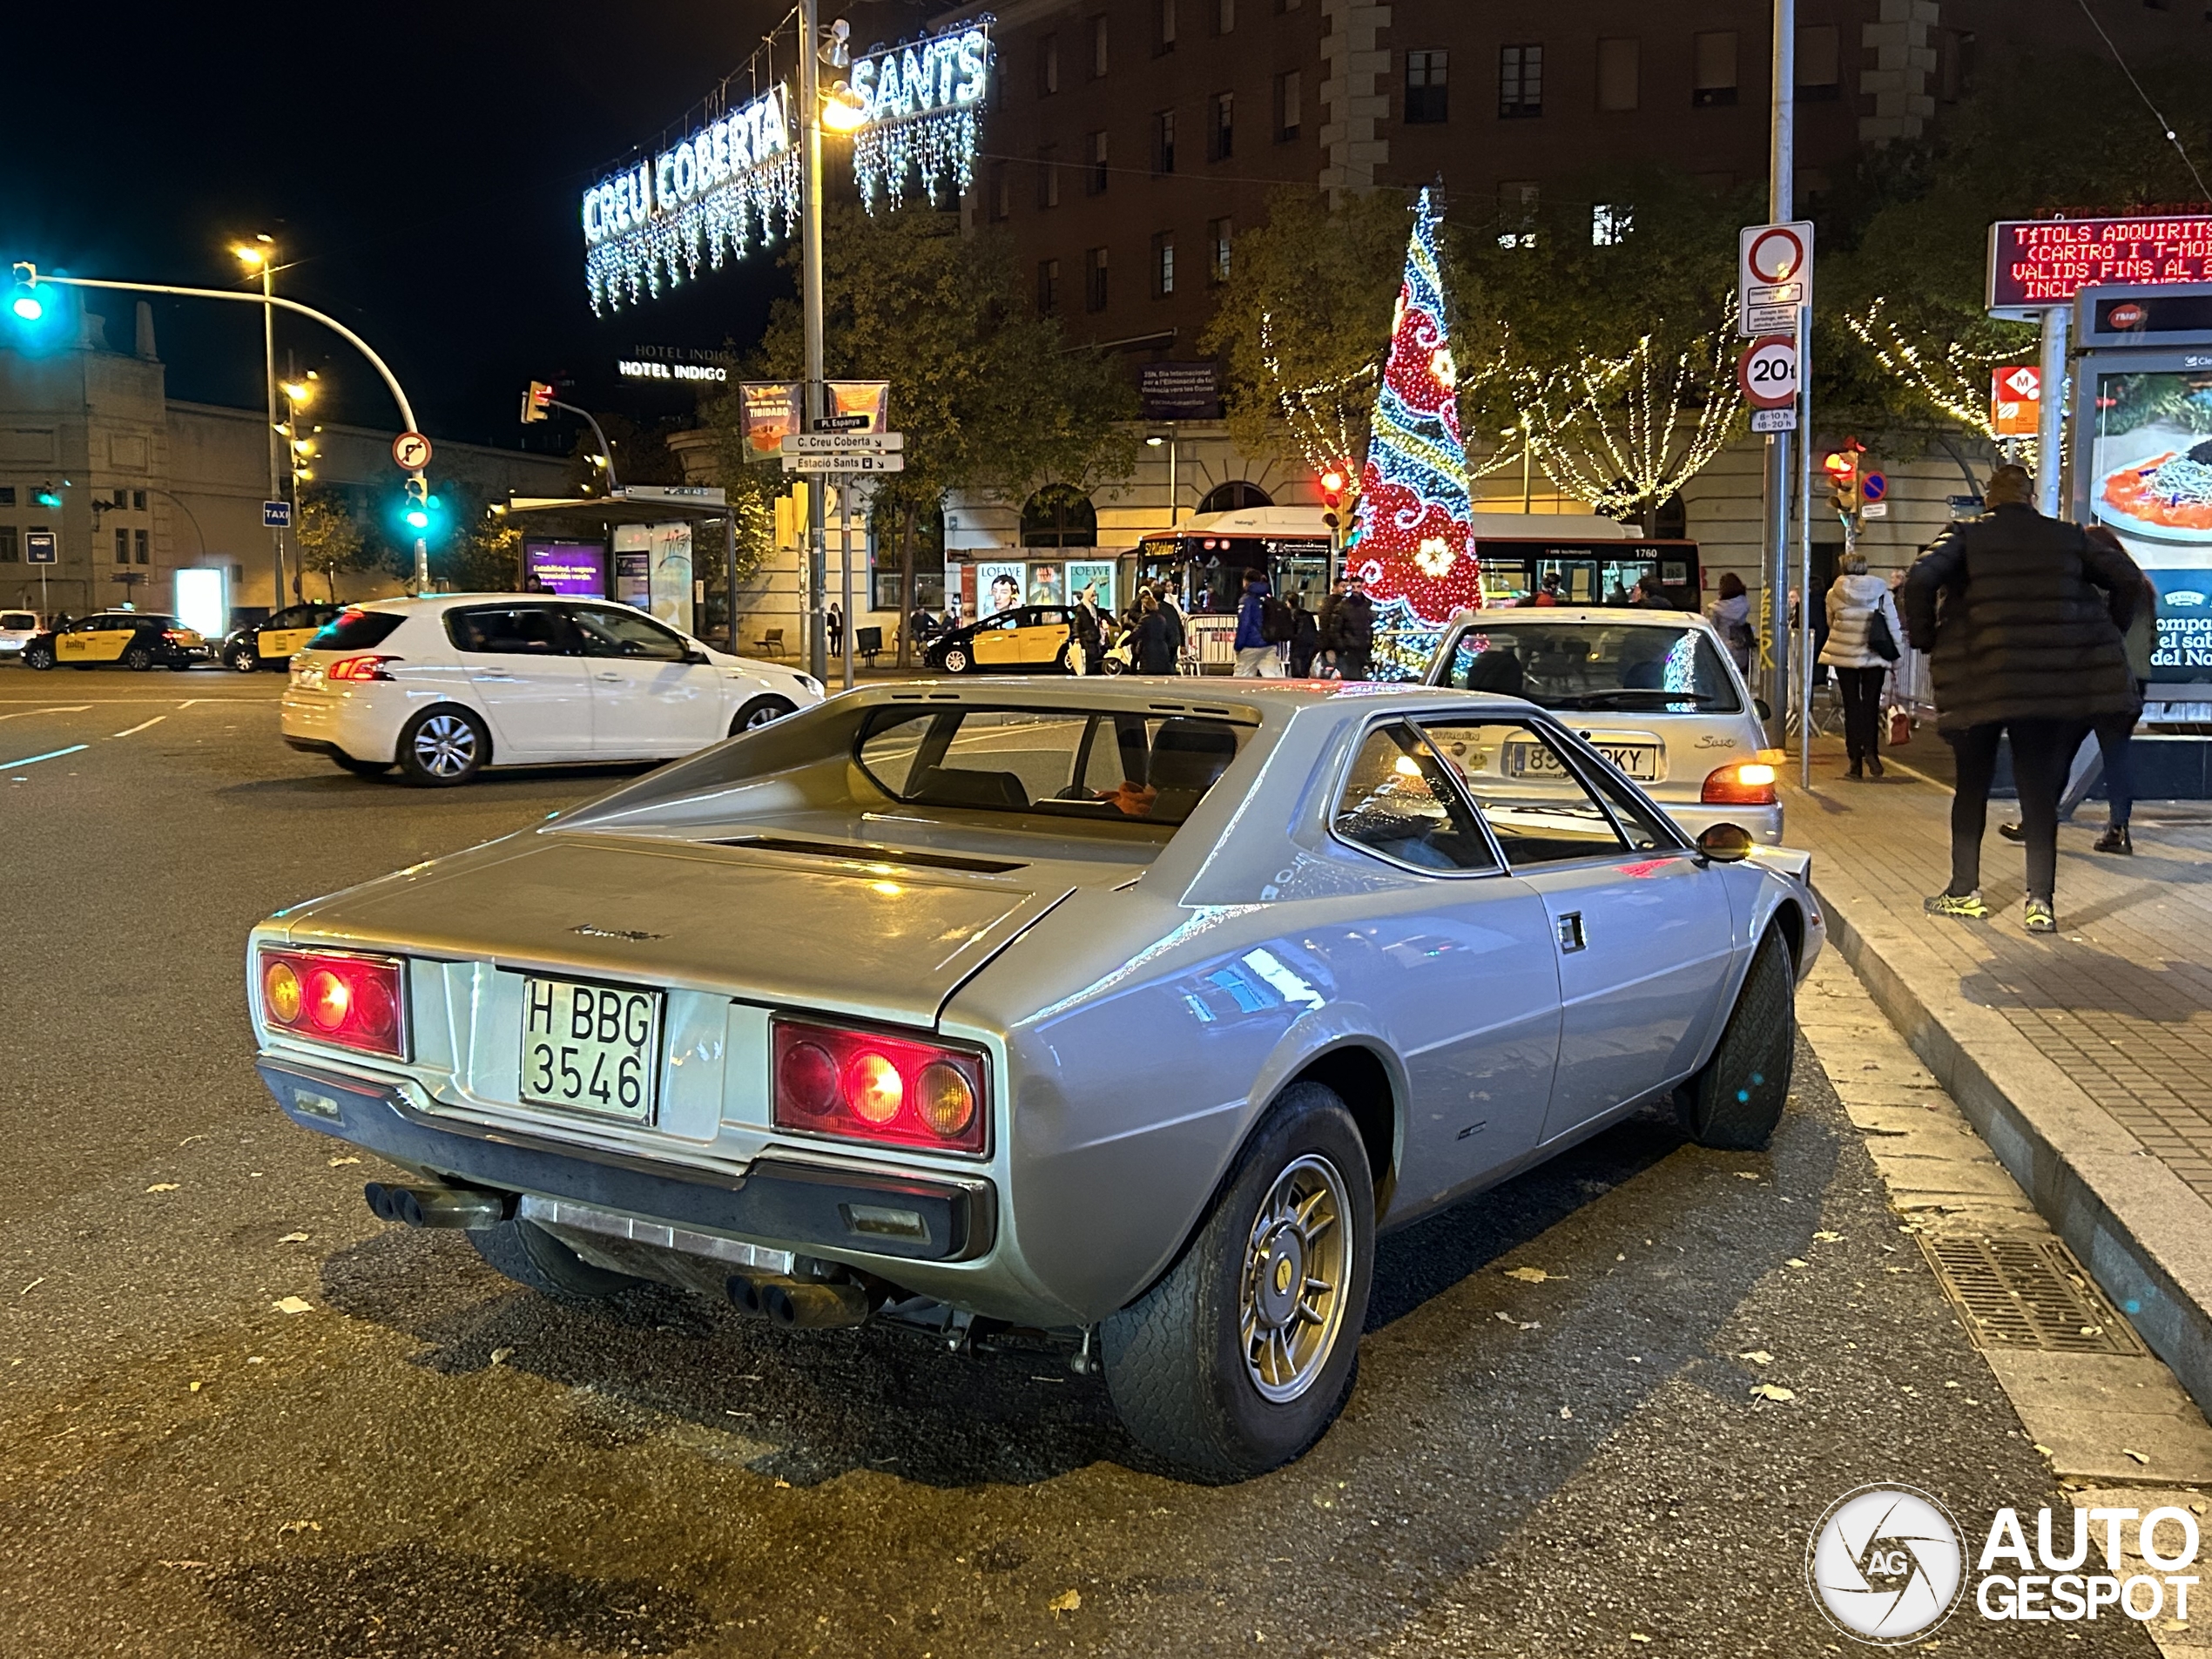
[280,595,824,785]
[0,610,41,658]
[1425,606,1784,844]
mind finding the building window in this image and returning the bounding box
[1088,130,1109,194]
[1038,259,1062,314]
[1596,37,1639,111]
[1157,0,1176,52]
[0,487,13,506]
[1153,233,1176,296]
[1797,24,1840,98]
[1199,481,1272,513]
[1154,110,1177,172]
[1040,34,1060,95]
[1693,30,1739,106]
[1591,204,1633,246]
[1405,51,1448,123]
[1211,91,1235,158]
[1091,14,1109,77]
[133,489,147,510]
[1500,44,1542,117]
[1275,71,1302,139]
[1086,246,1109,312]
[1498,180,1539,247]
[1022,485,1099,548]
[988,161,1010,220]
[115,528,130,564]
[135,529,149,565]
[1209,216,1233,284]
[1037,145,1061,208]
[0,527,17,563]
[1216,0,1235,33]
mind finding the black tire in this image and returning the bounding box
[940,645,970,674]
[227,645,260,673]
[1675,927,1797,1150]
[123,644,154,671]
[469,1218,641,1301]
[22,644,53,671]
[332,753,391,777]
[730,694,796,738]
[1103,1082,1375,1481]
[396,705,489,787]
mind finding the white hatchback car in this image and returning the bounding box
[281,595,824,786]
[1424,606,1784,843]
[0,610,42,658]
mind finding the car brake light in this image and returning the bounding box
[259,948,407,1058]
[1703,761,1779,806]
[327,655,399,682]
[772,1017,987,1154]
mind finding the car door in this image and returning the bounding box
[259,604,333,663]
[968,612,1023,668]
[568,604,725,757]
[1421,715,1734,1146]
[58,616,129,664]
[444,604,594,760]
[1325,720,1562,1206]
[1019,608,1074,667]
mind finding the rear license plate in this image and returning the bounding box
[1507,740,1659,782]
[520,977,662,1122]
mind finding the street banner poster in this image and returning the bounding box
[613,524,652,609]
[1140,361,1222,421]
[1026,563,1064,605]
[1067,558,1116,616]
[524,540,608,597]
[648,521,695,635]
[825,380,891,433]
[976,560,1024,616]
[739,381,805,459]
[2082,362,2212,685]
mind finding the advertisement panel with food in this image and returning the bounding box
[2086,366,2212,683]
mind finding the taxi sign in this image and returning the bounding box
[263,499,293,528]
[25,530,57,565]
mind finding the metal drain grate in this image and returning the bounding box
[1919,1234,2146,1356]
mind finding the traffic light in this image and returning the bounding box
[396,478,446,538]
[31,481,62,510]
[1319,467,1347,530]
[521,381,555,424]
[1822,442,1865,520]
[7,264,57,341]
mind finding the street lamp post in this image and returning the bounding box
[236,237,286,610]
[799,0,829,685]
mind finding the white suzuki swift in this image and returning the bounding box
[281,595,823,785]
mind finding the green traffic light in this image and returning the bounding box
[9,291,42,323]
[404,508,430,530]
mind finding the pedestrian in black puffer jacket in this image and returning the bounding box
[1899,463,2141,934]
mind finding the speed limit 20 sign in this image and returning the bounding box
[1739,335,1799,406]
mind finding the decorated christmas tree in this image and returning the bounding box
[1349,188,1479,676]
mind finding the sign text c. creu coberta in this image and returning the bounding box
[580,18,994,314]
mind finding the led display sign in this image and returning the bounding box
[1988,216,2212,316]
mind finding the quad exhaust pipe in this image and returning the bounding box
[728,1271,872,1329]
[364,1182,506,1231]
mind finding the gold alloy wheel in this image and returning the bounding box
[1238,1153,1352,1403]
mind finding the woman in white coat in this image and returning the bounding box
[1819,552,1904,779]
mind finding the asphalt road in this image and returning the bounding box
[0,671,2155,1656]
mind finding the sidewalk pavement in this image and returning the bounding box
[1782,732,2212,1421]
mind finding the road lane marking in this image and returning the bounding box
[0,705,92,723]
[111,716,167,738]
[3,745,90,772]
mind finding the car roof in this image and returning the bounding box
[329,593,654,617]
[855,676,1540,717]
[1450,605,1716,630]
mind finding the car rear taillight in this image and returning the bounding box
[327,655,399,682]
[1702,760,1779,805]
[772,1018,988,1154]
[259,948,407,1058]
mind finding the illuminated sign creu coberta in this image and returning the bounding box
[580,18,994,314]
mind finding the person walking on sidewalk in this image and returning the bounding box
[1900,463,2141,934]
[1819,553,1905,780]
[1705,572,1756,678]
[1334,577,1376,682]
[1233,571,1282,677]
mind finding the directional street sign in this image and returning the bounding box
[391,430,434,471]
[25,530,57,565]
[263,499,293,529]
[815,414,873,432]
[1739,220,1814,336]
[781,431,905,455]
[782,452,905,473]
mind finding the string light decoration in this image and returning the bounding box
[1258,308,1376,496]
[1844,296,2039,467]
[1527,316,1744,526]
[1349,189,1481,677]
[581,21,995,313]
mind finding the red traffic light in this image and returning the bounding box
[1318,467,1346,511]
[1821,450,1858,483]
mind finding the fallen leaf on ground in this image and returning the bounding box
[188,1381,202,1393]
[1749,1383,1796,1403]
[490,1347,514,1366]
[1630,1637,1652,1646]
[327,1156,360,1167]
[146,1184,179,1193]
[277,1520,321,1534]
[270,1296,314,1316]
[1785,1258,1810,1269]
[2033,1444,2054,1457]
[1814,1231,1842,1242]
[1517,1321,1541,1332]
[1734,1171,1760,1181]
[1503,1267,1555,1284]
[1558,1406,1573,1420]
[278,1231,310,1244]
[1739,1351,1775,1366]
[2124,1448,2150,1465]
[1049,1589,1082,1614]
[1494,1312,1514,1323]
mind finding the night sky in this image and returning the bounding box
[5,1,935,448]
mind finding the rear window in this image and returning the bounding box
[855,705,1248,827]
[1,613,37,630]
[311,609,407,651]
[1444,620,1741,713]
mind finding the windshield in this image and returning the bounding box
[1440,620,1742,713]
[856,706,1248,826]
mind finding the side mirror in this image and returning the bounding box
[684,646,711,664]
[1696,822,1756,863]
[1753,697,1772,723]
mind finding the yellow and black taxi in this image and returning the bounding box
[924,605,1078,674]
[20,610,210,671]
[220,603,343,672]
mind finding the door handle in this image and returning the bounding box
[595,673,624,683]
[1555,912,1587,953]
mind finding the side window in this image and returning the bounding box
[447,606,583,657]
[1420,720,1629,867]
[570,605,688,661]
[267,606,303,631]
[1332,724,1500,873]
